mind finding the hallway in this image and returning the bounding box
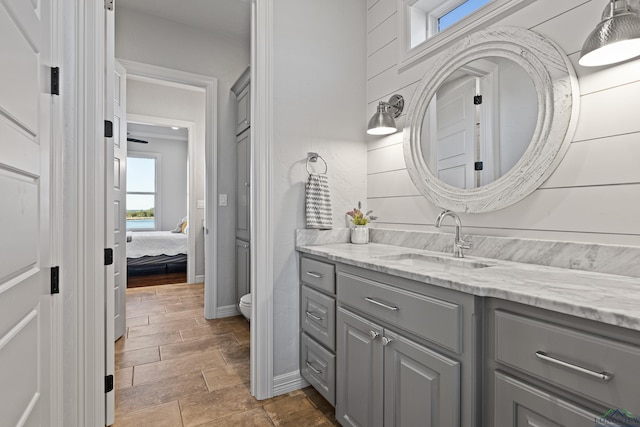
[114,282,337,426]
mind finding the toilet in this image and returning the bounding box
[239,293,251,321]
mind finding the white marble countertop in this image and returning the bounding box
[296,242,640,332]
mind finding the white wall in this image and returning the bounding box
[126,79,206,274]
[128,136,188,231]
[366,0,640,247]
[271,0,368,377]
[116,7,249,303]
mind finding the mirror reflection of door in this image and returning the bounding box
[424,57,537,189]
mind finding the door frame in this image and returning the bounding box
[126,113,197,284]
[118,59,218,316]
[252,0,275,399]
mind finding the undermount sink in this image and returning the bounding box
[372,252,493,270]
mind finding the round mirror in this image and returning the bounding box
[404,26,579,213]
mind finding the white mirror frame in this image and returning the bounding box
[403,26,580,213]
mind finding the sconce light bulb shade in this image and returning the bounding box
[366,95,404,136]
[579,5,640,66]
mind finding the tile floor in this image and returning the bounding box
[114,282,338,426]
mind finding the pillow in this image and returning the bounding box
[181,221,188,234]
[171,216,188,233]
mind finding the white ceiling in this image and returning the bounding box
[117,0,251,45]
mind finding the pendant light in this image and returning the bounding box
[579,0,640,67]
[367,95,404,136]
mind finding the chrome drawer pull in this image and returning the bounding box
[305,271,323,279]
[305,311,323,321]
[365,297,399,311]
[306,361,323,375]
[535,351,613,382]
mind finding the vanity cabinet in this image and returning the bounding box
[299,256,337,405]
[485,299,640,426]
[335,264,479,427]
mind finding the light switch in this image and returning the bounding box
[197,199,205,209]
[219,194,228,206]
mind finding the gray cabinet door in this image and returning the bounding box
[235,239,250,301]
[494,372,602,427]
[337,308,384,427]
[383,329,461,427]
[236,130,250,240]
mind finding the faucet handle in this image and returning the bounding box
[456,237,472,250]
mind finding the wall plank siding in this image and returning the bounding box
[368,169,421,198]
[573,80,640,141]
[368,183,640,235]
[541,133,640,189]
[366,0,640,246]
[368,143,405,173]
[368,40,397,78]
[496,0,591,30]
[368,0,381,11]
[368,13,397,56]
[530,0,603,56]
[367,0,396,33]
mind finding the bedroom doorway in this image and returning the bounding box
[125,122,192,288]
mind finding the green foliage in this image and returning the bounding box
[126,208,155,219]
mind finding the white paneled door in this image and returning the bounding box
[0,0,53,425]
[113,60,127,341]
[104,4,116,425]
[435,78,476,189]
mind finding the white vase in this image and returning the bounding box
[350,226,369,244]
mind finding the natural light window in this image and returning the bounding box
[126,155,158,230]
[409,0,492,48]
[399,0,535,71]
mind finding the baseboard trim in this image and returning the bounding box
[194,274,205,283]
[273,370,309,397]
[216,304,240,318]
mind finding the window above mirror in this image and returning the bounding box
[399,0,536,71]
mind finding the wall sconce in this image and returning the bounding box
[367,94,404,136]
[579,0,640,67]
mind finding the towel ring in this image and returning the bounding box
[306,152,328,174]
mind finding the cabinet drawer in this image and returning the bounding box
[338,272,462,354]
[301,332,336,406]
[301,257,335,293]
[495,310,640,413]
[495,372,600,427]
[301,284,336,351]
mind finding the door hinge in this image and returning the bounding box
[105,375,114,393]
[50,67,60,96]
[50,266,60,294]
[104,120,113,138]
[105,0,114,11]
[104,248,113,266]
[473,95,482,105]
[474,161,484,171]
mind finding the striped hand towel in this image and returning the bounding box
[306,173,333,229]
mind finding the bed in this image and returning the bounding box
[126,231,188,276]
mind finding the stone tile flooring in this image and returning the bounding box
[114,282,338,426]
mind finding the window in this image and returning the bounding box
[399,0,535,70]
[438,0,491,32]
[126,155,159,230]
[409,0,492,48]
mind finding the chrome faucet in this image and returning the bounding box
[435,210,471,258]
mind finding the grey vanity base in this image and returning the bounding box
[299,253,640,426]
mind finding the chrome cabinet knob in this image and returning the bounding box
[381,337,392,347]
[369,331,380,340]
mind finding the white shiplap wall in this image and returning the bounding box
[366,0,640,246]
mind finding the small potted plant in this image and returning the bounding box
[346,202,377,244]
